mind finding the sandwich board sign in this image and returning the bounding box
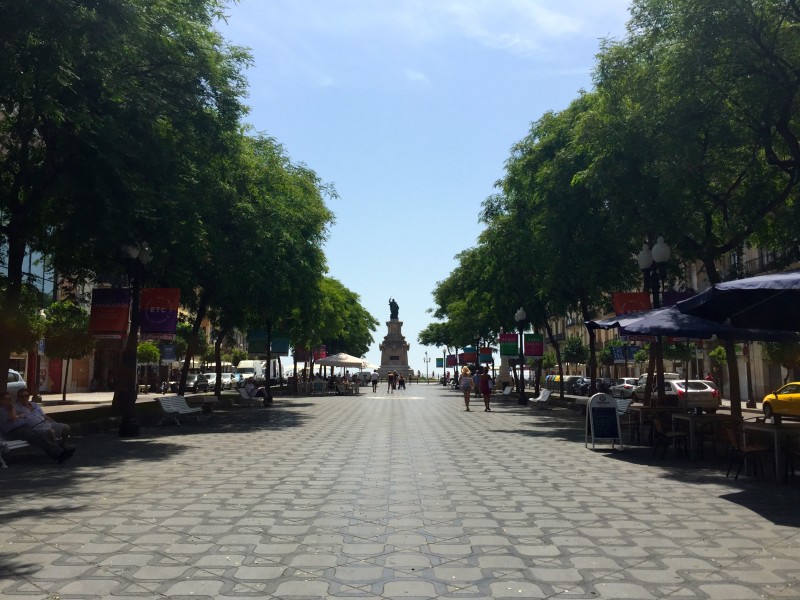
[585,393,623,450]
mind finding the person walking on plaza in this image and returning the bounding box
[479,367,493,411]
[387,371,395,393]
[459,366,473,411]
[371,370,379,392]
[0,389,75,464]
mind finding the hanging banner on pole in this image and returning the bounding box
[479,347,493,363]
[499,333,518,356]
[446,354,457,367]
[612,292,652,315]
[88,288,131,339]
[435,357,443,368]
[139,288,180,340]
[524,333,544,358]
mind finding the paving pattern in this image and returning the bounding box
[2,385,800,599]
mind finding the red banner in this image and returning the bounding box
[88,288,131,339]
[446,354,457,367]
[612,292,652,315]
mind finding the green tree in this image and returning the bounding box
[763,342,800,384]
[0,0,250,422]
[44,300,94,402]
[563,336,589,368]
[137,341,160,365]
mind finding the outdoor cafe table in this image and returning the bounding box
[628,405,680,445]
[742,421,800,483]
[671,412,737,460]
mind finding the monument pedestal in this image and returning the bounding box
[379,319,412,377]
[496,355,514,391]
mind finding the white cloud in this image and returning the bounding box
[231,1,630,56]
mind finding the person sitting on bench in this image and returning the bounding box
[0,389,75,464]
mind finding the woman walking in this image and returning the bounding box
[458,366,473,411]
[479,367,493,411]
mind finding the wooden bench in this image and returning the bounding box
[156,395,203,425]
[0,432,31,468]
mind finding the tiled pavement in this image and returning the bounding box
[2,385,800,599]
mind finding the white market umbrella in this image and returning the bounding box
[315,352,365,369]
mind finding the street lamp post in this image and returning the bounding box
[515,307,527,405]
[423,351,430,383]
[637,236,671,406]
[114,242,152,437]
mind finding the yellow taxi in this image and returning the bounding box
[762,382,800,419]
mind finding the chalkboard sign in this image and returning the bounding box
[585,393,623,450]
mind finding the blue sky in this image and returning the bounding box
[218,1,631,374]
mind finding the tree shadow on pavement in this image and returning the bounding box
[0,401,311,497]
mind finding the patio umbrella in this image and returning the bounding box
[676,270,800,332]
[586,306,798,342]
[314,352,365,369]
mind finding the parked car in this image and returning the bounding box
[169,373,209,393]
[666,379,720,413]
[7,369,26,395]
[610,377,639,399]
[562,375,582,395]
[220,373,236,390]
[597,377,614,394]
[203,372,218,389]
[631,372,681,401]
[575,377,593,396]
[762,381,800,419]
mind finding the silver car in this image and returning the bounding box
[666,379,720,413]
[610,377,638,399]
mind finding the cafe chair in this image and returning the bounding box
[783,438,800,484]
[651,415,688,460]
[725,426,767,480]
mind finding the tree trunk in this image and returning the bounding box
[61,358,70,403]
[264,321,273,403]
[179,292,209,394]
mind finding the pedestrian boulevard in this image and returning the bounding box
[2,385,800,599]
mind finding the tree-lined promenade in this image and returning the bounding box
[420,0,800,412]
[0,1,376,423]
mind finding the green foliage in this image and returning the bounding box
[762,342,800,374]
[708,346,727,368]
[563,336,588,365]
[137,341,160,365]
[541,350,557,371]
[43,300,94,360]
[231,348,248,367]
[634,346,650,365]
[0,282,46,353]
[663,342,695,362]
[597,346,614,367]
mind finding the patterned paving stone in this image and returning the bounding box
[3,387,800,599]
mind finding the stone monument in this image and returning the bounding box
[379,298,413,377]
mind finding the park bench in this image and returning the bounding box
[529,388,552,409]
[236,387,260,407]
[0,432,31,468]
[156,395,203,426]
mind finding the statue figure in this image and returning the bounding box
[389,298,399,320]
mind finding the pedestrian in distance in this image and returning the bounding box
[459,366,473,411]
[387,371,395,393]
[371,370,379,392]
[479,367,493,411]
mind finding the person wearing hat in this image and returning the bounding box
[0,389,75,464]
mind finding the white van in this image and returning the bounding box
[235,360,264,383]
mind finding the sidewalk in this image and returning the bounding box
[2,385,799,599]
